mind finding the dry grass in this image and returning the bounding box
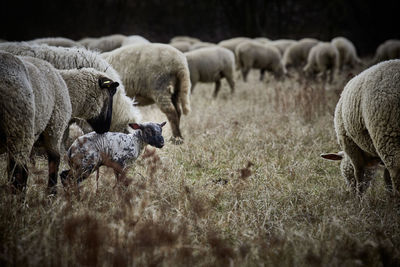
[1,68,400,267]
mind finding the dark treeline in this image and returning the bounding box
[2,0,399,56]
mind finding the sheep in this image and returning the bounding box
[373,39,400,64]
[189,42,216,51]
[235,40,286,82]
[121,35,150,46]
[28,37,83,48]
[331,36,362,72]
[170,36,201,45]
[170,41,191,53]
[282,38,319,73]
[218,37,252,53]
[269,39,297,55]
[65,123,85,150]
[87,34,126,52]
[185,46,235,97]
[77,37,97,48]
[303,42,339,83]
[102,43,191,144]
[321,60,400,195]
[60,122,166,187]
[253,37,271,45]
[0,42,142,133]
[0,51,119,193]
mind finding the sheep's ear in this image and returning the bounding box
[129,123,141,130]
[320,152,344,161]
[159,121,167,127]
[98,78,118,89]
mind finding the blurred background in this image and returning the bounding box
[2,0,399,57]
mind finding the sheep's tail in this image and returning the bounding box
[177,68,191,115]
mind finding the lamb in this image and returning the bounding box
[0,51,119,193]
[170,36,201,45]
[185,46,235,97]
[321,60,400,195]
[102,43,191,143]
[303,42,339,83]
[170,41,191,53]
[121,35,150,46]
[218,37,252,53]
[235,40,286,82]
[28,37,83,48]
[282,38,319,73]
[331,36,362,72]
[373,39,400,64]
[87,34,126,52]
[60,122,166,186]
[0,42,142,133]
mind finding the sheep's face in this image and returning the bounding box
[129,122,166,148]
[86,77,119,134]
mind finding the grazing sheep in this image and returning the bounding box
[235,40,286,82]
[254,37,271,44]
[185,46,235,97]
[28,37,83,48]
[321,60,400,195]
[170,41,191,53]
[60,122,166,186]
[87,34,126,52]
[0,42,142,133]
[170,36,201,44]
[77,37,97,48]
[270,39,297,55]
[331,36,362,72]
[303,42,339,83]
[218,37,252,53]
[0,51,119,193]
[121,35,150,46]
[373,39,400,64]
[282,38,319,72]
[189,42,216,51]
[102,43,191,143]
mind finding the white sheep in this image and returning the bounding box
[373,39,400,64]
[60,122,166,186]
[77,37,97,48]
[303,42,339,83]
[218,37,252,53]
[269,39,297,55]
[235,40,286,82]
[87,34,126,52]
[0,51,119,193]
[253,37,271,45]
[170,36,201,45]
[321,60,400,195]
[185,46,235,97]
[28,37,83,48]
[331,36,362,72]
[102,43,191,143]
[121,35,150,46]
[189,42,216,51]
[282,38,319,72]
[0,42,142,133]
[170,41,191,53]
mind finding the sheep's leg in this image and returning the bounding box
[383,169,394,193]
[96,168,100,191]
[7,155,28,193]
[157,100,183,143]
[241,68,250,82]
[47,151,60,195]
[260,69,266,81]
[224,74,235,94]
[190,83,196,94]
[213,80,221,98]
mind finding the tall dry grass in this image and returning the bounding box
[1,68,399,267]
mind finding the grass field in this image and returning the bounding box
[1,68,400,266]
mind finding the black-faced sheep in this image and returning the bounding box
[0,51,118,193]
[282,38,319,73]
[102,43,191,144]
[331,36,362,72]
[373,39,400,64]
[60,122,166,187]
[303,42,339,83]
[0,42,142,133]
[185,46,235,97]
[321,60,400,195]
[235,40,286,82]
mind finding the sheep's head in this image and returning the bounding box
[86,76,119,134]
[129,122,166,148]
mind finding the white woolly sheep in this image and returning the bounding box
[102,43,191,143]
[170,36,201,45]
[303,42,339,83]
[373,39,400,64]
[77,37,97,48]
[0,42,142,133]
[218,37,252,53]
[189,42,216,51]
[87,34,126,52]
[0,51,119,193]
[28,37,83,48]
[60,122,166,186]
[170,41,191,53]
[282,38,319,72]
[321,60,400,195]
[269,39,297,55]
[253,37,271,45]
[121,35,150,46]
[185,46,235,97]
[331,36,362,72]
[235,40,286,82]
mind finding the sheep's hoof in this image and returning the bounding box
[170,136,184,145]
